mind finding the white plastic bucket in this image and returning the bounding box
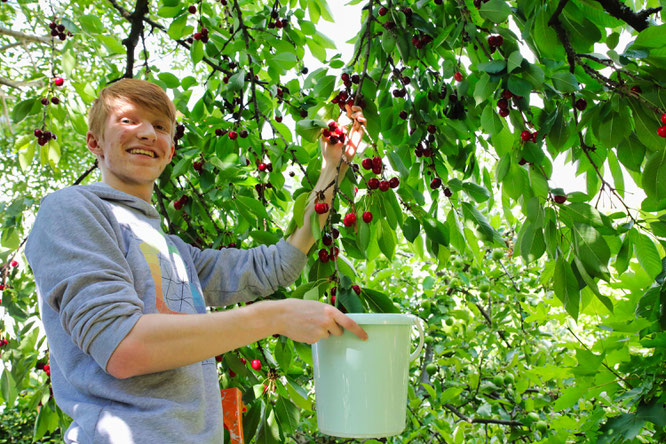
[312,313,425,438]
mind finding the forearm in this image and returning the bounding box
[106,301,280,379]
[287,164,345,254]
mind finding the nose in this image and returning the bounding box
[136,120,157,141]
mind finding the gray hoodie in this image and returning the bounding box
[25,183,307,444]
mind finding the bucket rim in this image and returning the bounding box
[345,313,418,325]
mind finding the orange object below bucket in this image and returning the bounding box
[221,388,246,444]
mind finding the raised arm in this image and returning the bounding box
[287,105,366,254]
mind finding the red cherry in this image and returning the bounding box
[372,156,382,168]
[328,136,339,145]
[193,32,202,40]
[372,165,382,175]
[362,211,373,223]
[193,160,204,172]
[499,108,510,117]
[53,77,64,86]
[276,116,283,123]
[50,97,60,105]
[378,180,390,192]
[531,131,538,143]
[43,364,51,377]
[229,369,236,377]
[258,162,267,171]
[520,130,532,142]
[314,202,329,214]
[322,233,333,246]
[10,260,18,268]
[343,213,357,227]
[631,85,642,94]
[399,110,408,120]
[658,126,666,138]
[330,246,339,260]
[362,158,373,170]
[430,178,442,189]
[34,129,43,138]
[240,357,246,364]
[328,121,338,131]
[454,72,463,82]
[661,113,666,125]
[352,285,361,295]
[215,128,226,137]
[497,98,509,109]
[575,98,587,111]
[368,178,380,190]
[554,195,567,204]
[188,5,196,14]
[378,6,387,16]
[318,248,330,262]
[427,124,437,134]
[389,177,400,188]
[228,130,238,140]
[251,359,262,371]
[239,130,249,138]
[443,187,452,197]
[341,73,350,83]
[174,200,184,210]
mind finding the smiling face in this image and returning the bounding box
[87,98,175,202]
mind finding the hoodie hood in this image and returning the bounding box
[79,182,161,220]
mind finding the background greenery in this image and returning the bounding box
[1,0,665,442]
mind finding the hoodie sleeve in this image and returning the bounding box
[25,188,144,372]
[170,237,308,307]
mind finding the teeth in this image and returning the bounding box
[128,148,156,158]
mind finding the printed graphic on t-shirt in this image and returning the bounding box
[139,241,206,315]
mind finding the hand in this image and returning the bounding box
[274,299,368,345]
[321,104,366,170]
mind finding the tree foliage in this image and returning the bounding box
[1,0,665,442]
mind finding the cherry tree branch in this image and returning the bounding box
[592,0,661,32]
[0,26,55,45]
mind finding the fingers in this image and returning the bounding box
[333,312,369,341]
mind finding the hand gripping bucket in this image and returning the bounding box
[312,314,425,438]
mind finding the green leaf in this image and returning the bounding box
[422,216,449,246]
[632,24,666,49]
[190,40,204,65]
[461,202,500,244]
[642,149,666,201]
[477,60,506,74]
[507,51,523,73]
[0,369,17,408]
[573,223,610,277]
[274,396,300,436]
[402,217,420,243]
[518,222,546,263]
[337,285,364,313]
[285,378,313,411]
[598,111,631,148]
[631,230,662,278]
[236,195,270,220]
[478,0,511,23]
[292,192,308,228]
[507,75,532,98]
[364,288,400,313]
[33,399,59,440]
[481,103,504,136]
[157,72,180,88]
[378,218,396,260]
[473,72,496,105]
[552,385,587,411]
[463,182,490,203]
[382,32,396,53]
[551,71,579,93]
[11,98,36,123]
[599,413,645,442]
[553,256,580,319]
[573,256,613,313]
[295,119,327,142]
[78,14,104,33]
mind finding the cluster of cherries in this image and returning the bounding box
[33,128,56,146]
[48,21,72,41]
[487,34,504,53]
[412,33,434,49]
[317,230,340,263]
[0,338,8,348]
[520,130,538,143]
[36,361,51,377]
[174,124,185,142]
[174,195,189,210]
[191,26,209,43]
[322,121,346,145]
[360,156,400,192]
[267,10,288,29]
[497,90,519,117]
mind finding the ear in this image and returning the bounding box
[167,145,176,162]
[86,131,103,156]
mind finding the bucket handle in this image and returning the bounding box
[409,316,426,361]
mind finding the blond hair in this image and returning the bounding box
[87,78,176,139]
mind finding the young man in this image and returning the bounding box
[25,78,368,443]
